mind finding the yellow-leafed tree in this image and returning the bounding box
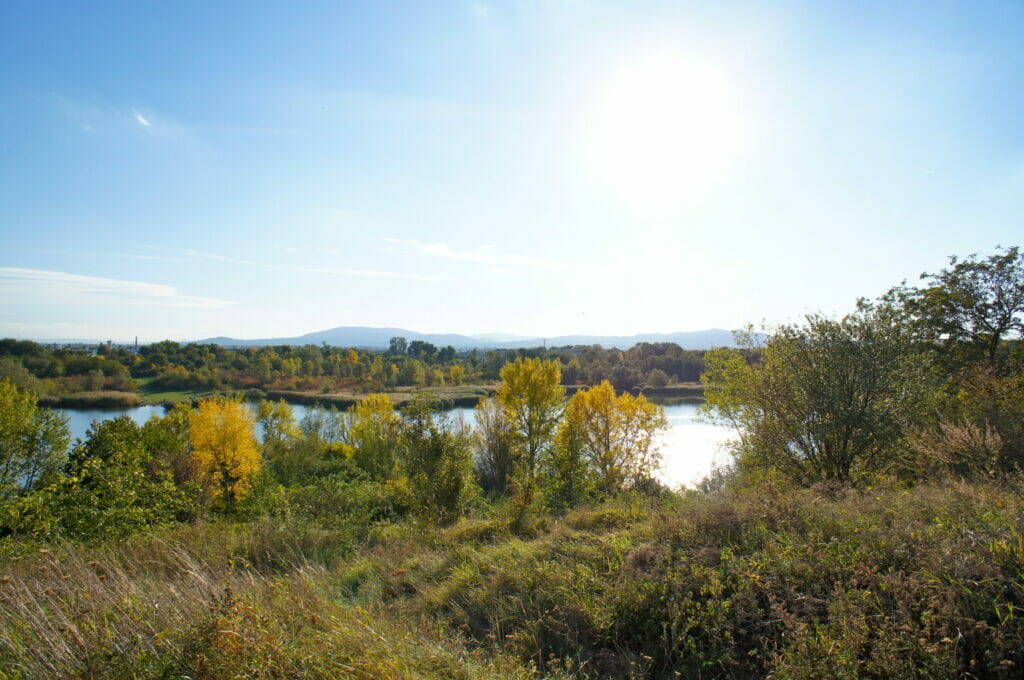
[348,393,401,480]
[558,380,667,492]
[189,397,260,512]
[496,357,564,486]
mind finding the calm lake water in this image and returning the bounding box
[56,402,733,488]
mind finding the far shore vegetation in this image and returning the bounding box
[2,334,714,410]
[1,247,1023,679]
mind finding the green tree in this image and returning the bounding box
[84,368,105,391]
[142,405,210,514]
[885,246,1024,369]
[646,368,670,388]
[0,357,42,395]
[0,380,70,500]
[702,312,933,485]
[543,411,595,511]
[54,417,186,539]
[388,336,408,356]
[399,397,475,525]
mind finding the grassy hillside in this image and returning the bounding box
[3,477,1022,679]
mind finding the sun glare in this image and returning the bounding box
[587,54,741,214]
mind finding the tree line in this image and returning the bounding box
[0,334,746,400]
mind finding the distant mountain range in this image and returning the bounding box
[197,326,756,350]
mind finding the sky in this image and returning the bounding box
[1,0,1022,342]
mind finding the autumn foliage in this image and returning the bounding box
[189,398,260,512]
[559,380,667,492]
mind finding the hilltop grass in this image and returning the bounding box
[3,477,1023,679]
[37,391,142,409]
[136,377,212,405]
[258,384,495,409]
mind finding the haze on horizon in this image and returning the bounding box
[1,1,1022,343]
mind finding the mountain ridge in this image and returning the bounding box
[197,326,755,350]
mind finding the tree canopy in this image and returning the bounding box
[702,311,933,485]
[496,357,565,486]
[189,398,260,512]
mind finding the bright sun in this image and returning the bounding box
[587,54,741,214]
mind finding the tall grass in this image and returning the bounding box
[3,479,1024,678]
[0,522,549,679]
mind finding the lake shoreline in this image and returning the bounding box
[51,399,727,489]
[39,383,705,411]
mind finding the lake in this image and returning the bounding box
[55,402,733,489]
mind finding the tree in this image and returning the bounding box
[256,399,300,454]
[474,397,516,493]
[388,336,408,356]
[543,410,595,510]
[0,380,69,500]
[142,404,210,515]
[50,416,185,539]
[702,311,933,485]
[557,380,667,493]
[84,368,105,391]
[610,364,643,392]
[408,340,438,360]
[189,398,260,512]
[646,368,670,388]
[496,357,565,486]
[399,397,475,524]
[345,349,360,375]
[885,246,1024,368]
[347,393,401,480]
[20,408,71,496]
[0,357,42,395]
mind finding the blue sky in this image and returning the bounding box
[1,0,1022,342]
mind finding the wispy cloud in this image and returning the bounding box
[131,107,151,127]
[220,240,346,258]
[0,268,231,308]
[185,251,443,281]
[30,248,194,265]
[384,238,559,269]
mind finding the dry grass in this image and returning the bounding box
[4,479,1024,678]
[0,524,550,679]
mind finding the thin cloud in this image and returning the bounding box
[131,108,151,127]
[0,268,231,308]
[185,250,443,281]
[30,249,194,264]
[384,238,559,269]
